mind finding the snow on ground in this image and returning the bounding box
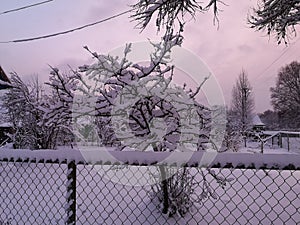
[74,165,300,225]
[0,162,67,225]
[279,137,300,153]
[240,138,300,154]
[0,162,299,225]
[0,141,300,224]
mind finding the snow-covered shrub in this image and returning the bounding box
[222,109,243,152]
[149,167,233,217]
[149,167,194,217]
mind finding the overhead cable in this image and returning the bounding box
[0,9,132,43]
[0,0,54,16]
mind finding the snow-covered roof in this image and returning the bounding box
[263,130,300,135]
[0,66,11,90]
[252,115,265,126]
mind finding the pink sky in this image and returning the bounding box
[0,0,300,113]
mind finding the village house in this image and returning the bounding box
[252,114,266,132]
[0,66,12,145]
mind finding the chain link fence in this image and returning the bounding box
[0,157,299,224]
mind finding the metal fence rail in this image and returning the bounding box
[0,154,300,225]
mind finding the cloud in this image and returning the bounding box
[1,0,300,112]
[238,44,253,53]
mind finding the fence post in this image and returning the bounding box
[66,160,76,225]
[287,134,290,152]
[278,134,283,148]
[158,165,169,215]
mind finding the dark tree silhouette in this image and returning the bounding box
[271,61,300,129]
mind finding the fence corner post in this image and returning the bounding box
[66,160,76,225]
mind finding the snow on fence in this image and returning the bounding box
[0,149,300,225]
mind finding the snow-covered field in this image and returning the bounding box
[240,138,300,154]
[75,165,300,225]
[0,157,299,225]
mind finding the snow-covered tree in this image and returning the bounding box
[249,0,300,44]
[67,32,232,216]
[55,1,233,215]
[131,0,224,34]
[270,61,300,129]
[231,70,254,147]
[131,0,300,45]
[222,109,243,152]
[4,74,48,149]
[3,72,74,149]
[76,34,211,151]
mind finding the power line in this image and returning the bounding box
[0,0,54,16]
[0,9,132,43]
[253,37,300,82]
[254,48,290,80]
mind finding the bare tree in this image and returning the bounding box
[249,0,300,44]
[270,61,300,129]
[231,70,255,147]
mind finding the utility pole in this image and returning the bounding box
[242,87,249,147]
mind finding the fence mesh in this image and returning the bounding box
[0,160,299,225]
[0,161,67,225]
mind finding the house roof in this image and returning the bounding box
[252,115,265,126]
[0,66,11,90]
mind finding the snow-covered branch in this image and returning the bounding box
[249,0,300,44]
[130,0,225,34]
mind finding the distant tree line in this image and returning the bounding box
[226,60,300,150]
[260,61,300,130]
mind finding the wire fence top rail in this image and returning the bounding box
[0,148,299,169]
